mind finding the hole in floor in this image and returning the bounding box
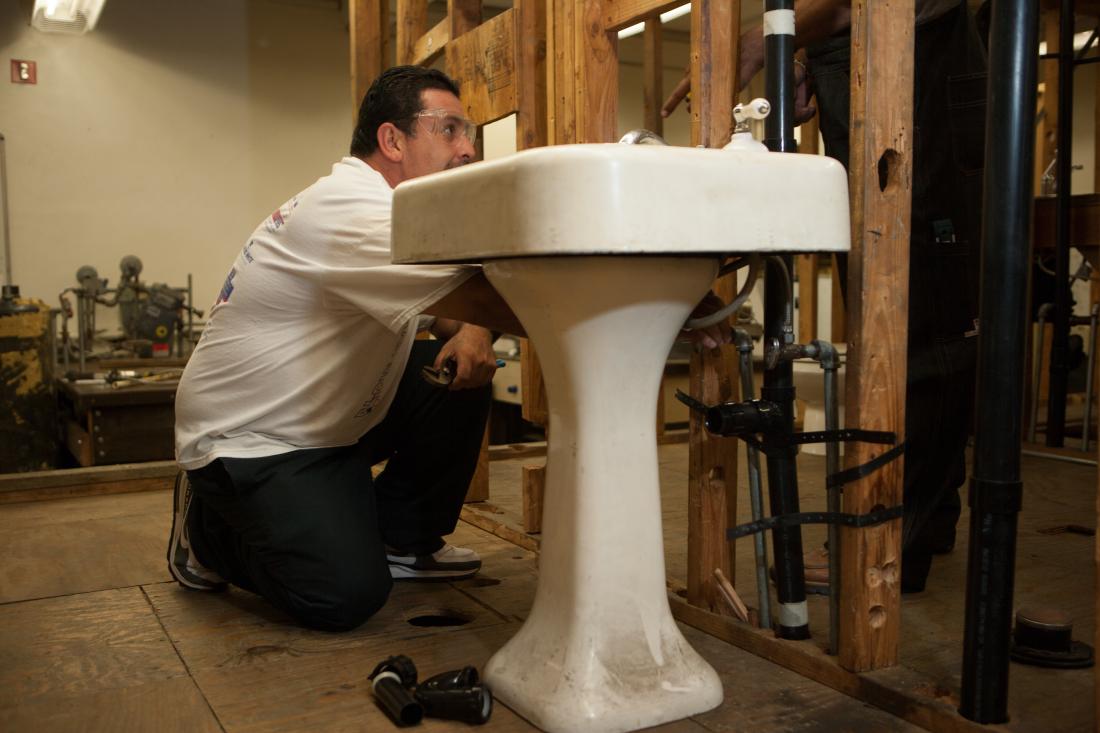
[471,576,501,587]
[407,610,474,627]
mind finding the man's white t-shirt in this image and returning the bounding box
[175,156,476,470]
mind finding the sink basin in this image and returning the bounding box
[392,143,849,263]
[391,143,850,733]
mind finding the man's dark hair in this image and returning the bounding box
[350,66,461,158]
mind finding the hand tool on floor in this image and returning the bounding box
[369,656,422,727]
[369,655,493,727]
[421,358,506,388]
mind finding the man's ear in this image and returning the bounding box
[376,122,405,163]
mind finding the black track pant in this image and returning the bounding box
[185,340,491,631]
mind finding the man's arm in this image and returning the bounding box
[423,271,525,337]
[661,0,852,117]
[419,271,524,390]
[738,0,851,87]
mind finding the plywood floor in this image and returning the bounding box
[0,443,1093,732]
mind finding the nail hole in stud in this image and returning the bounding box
[877,149,900,193]
[867,566,882,588]
[869,605,887,629]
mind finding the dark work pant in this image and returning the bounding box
[807,1,987,588]
[185,339,492,631]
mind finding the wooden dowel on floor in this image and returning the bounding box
[713,568,750,623]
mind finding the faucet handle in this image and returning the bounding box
[733,98,771,132]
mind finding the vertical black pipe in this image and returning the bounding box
[959,0,1038,722]
[1045,0,1075,446]
[761,0,809,640]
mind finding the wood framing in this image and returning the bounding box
[684,0,740,614]
[349,0,388,115]
[550,0,618,143]
[839,0,914,672]
[797,256,819,342]
[797,114,820,342]
[689,0,737,149]
[1037,9,1060,190]
[687,341,739,614]
[642,20,664,135]
[395,0,429,66]
[446,11,519,123]
[602,0,683,31]
[669,597,1005,733]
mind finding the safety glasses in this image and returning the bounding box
[409,108,478,147]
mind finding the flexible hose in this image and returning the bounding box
[683,255,762,330]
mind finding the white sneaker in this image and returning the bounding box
[167,472,227,591]
[387,543,481,581]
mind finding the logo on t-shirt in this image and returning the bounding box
[216,267,237,305]
[265,196,300,232]
[354,322,410,418]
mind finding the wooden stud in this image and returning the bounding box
[520,340,549,427]
[796,91,823,359]
[642,19,664,136]
[515,0,549,152]
[799,113,822,359]
[460,503,541,552]
[1038,9,1060,192]
[603,0,683,31]
[349,0,388,116]
[522,464,546,533]
[449,0,483,38]
[514,0,550,544]
[683,0,739,616]
[689,0,737,149]
[546,0,570,145]
[831,254,847,343]
[445,10,519,125]
[574,0,619,143]
[410,17,450,67]
[669,596,1008,733]
[687,343,739,615]
[396,0,429,65]
[797,255,819,343]
[839,0,914,672]
[799,109,823,346]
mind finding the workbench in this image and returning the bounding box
[58,379,177,467]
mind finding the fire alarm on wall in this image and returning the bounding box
[10,60,37,84]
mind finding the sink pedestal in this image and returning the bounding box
[482,255,723,733]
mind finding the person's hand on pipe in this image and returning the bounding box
[434,323,499,390]
[680,291,733,349]
[661,48,815,126]
[661,0,853,124]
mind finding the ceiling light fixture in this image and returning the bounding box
[31,0,107,34]
[617,4,691,40]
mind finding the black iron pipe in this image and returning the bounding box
[1045,0,1075,446]
[959,0,1039,722]
[762,0,809,640]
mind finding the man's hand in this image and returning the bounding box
[435,323,498,390]
[680,291,733,350]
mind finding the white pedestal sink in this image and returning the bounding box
[393,144,849,733]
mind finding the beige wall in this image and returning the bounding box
[0,0,351,324]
